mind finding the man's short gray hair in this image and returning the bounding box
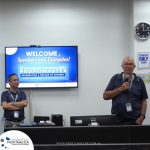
[122,56,135,65]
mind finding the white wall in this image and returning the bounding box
[0,0,136,130]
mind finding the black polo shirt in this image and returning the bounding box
[105,72,148,122]
[1,90,27,121]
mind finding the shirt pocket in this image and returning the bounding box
[131,84,142,98]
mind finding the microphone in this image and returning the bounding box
[124,74,131,92]
[124,74,129,82]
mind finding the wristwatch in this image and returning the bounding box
[140,113,145,119]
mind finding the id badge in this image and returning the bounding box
[14,111,19,118]
[125,102,132,112]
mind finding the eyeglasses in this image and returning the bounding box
[123,63,135,66]
[10,79,19,82]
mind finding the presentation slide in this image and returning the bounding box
[5,46,78,88]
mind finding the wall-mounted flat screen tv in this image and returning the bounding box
[5,46,78,88]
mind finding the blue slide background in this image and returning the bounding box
[5,46,78,85]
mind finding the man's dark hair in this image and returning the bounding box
[8,73,18,81]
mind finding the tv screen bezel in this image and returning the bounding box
[5,45,78,89]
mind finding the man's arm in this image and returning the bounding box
[136,99,147,125]
[1,101,22,110]
[103,82,129,100]
[12,100,28,108]
[2,100,28,110]
[141,99,147,116]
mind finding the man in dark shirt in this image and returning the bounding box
[103,56,148,125]
[1,73,28,125]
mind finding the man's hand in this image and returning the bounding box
[136,115,145,125]
[121,82,129,91]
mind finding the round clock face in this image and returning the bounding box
[135,22,150,40]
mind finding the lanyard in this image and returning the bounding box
[10,93,18,102]
[8,91,18,102]
[128,79,133,91]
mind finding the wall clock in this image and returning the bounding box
[135,22,150,40]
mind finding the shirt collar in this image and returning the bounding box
[117,72,139,81]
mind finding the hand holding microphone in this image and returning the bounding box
[121,74,130,91]
[124,74,129,82]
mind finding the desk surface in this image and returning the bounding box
[4,125,150,144]
[34,143,150,150]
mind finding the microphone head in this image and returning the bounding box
[124,74,129,82]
